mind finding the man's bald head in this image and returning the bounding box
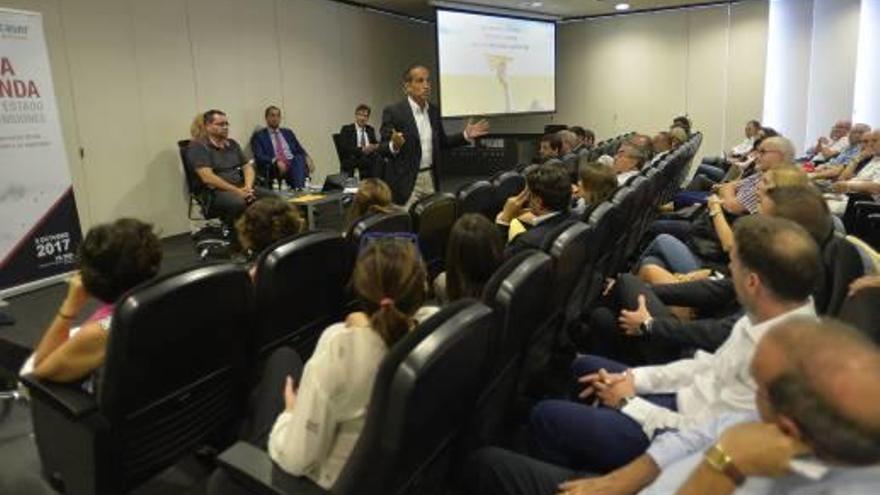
[762,318,880,465]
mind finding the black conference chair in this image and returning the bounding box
[177,139,231,259]
[815,234,866,317]
[474,250,553,445]
[214,299,495,495]
[332,132,347,175]
[542,221,592,312]
[491,171,526,216]
[21,263,253,495]
[410,193,457,278]
[456,180,496,219]
[252,230,348,360]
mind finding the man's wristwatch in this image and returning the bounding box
[705,443,746,486]
[637,317,654,337]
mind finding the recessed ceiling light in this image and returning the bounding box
[615,3,631,11]
[530,1,543,7]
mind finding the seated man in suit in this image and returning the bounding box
[187,109,275,227]
[251,106,314,190]
[338,104,379,179]
[495,163,575,258]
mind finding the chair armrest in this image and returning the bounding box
[19,373,97,419]
[853,201,880,218]
[217,442,328,495]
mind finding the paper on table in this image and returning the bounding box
[289,194,325,203]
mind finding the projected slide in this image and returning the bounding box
[437,9,555,117]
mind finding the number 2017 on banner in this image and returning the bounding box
[35,238,70,258]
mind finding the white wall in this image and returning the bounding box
[488,1,770,162]
[763,0,865,152]
[3,0,434,236]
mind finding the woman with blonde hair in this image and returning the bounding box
[208,239,437,493]
[190,113,206,140]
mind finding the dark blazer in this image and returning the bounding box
[498,212,576,259]
[338,123,378,176]
[378,99,468,204]
[250,127,308,178]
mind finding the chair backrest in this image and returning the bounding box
[541,222,592,310]
[97,263,252,488]
[253,230,348,358]
[492,171,526,205]
[456,180,496,219]
[348,210,414,245]
[410,193,457,277]
[333,300,494,494]
[816,235,866,316]
[177,139,203,196]
[332,133,346,170]
[482,250,554,369]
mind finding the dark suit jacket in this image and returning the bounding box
[498,212,576,259]
[378,99,468,204]
[338,123,377,175]
[250,127,308,179]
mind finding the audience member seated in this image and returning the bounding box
[804,119,852,163]
[22,219,161,388]
[433,213,504,304]
[594,182,833,367]
[613,141,650,186]
[208,240,437,493]
[697,120,761,182]
[645,137,797,278]
[572,160,618,217]
[810,123,871,178]
[236,197,305,271]
[496,163,574,258]
[672,115,693,137]
[526,216,820,473]
[187,109,275,227]
[558,129,578,158]
[640,166,809,286]
[466,318,880,495]
[828,130,880,218]
[345,177,395,230]
[250,105,315,189]
[570,126,595,154]
[536,133,563,164]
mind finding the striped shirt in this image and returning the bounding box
[735,172,762,214]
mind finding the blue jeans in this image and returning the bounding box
[639,233,702,273]
[648,219,693,243]
[529,355,677,472]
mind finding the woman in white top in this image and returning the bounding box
[210,239,437,493]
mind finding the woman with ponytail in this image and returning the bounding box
[210,239,437,493]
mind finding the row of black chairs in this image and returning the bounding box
[20,243,565,494]
[20,132,695,495]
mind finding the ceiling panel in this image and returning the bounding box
[351,0,744,20]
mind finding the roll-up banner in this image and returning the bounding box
[1,8,82,298]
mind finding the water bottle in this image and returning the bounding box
[304,176,312,191]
